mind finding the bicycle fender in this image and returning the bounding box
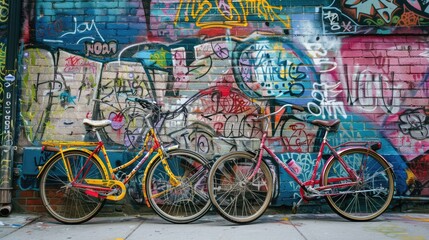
[141,148,185,208]
[36,148,109,179]
[141,151,163,208]
[319,147,394,184]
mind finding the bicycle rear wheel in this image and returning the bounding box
[145,149,211,223]
[39,150,107,224]
[322,148,394,221]
[208,151,273,224]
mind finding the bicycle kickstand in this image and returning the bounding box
[292,198,304,214]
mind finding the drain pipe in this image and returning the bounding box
[0,144,15,217]
[0,0,22,216]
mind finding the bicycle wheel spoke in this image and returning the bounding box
[323,149,394,221]
[208,152,273,224]
[146,149,211,223]
[40,151,106,224]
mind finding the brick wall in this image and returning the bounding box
[12,0,429,214]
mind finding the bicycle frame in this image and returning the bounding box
[39,112,180,205]
[249,110,382,200]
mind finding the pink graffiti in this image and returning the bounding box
[199,86,254,115]
[108,112,125,130]
[339,36,429,161]
[172,48,189,89]
[340,36,429,115]
[64,56,97,74]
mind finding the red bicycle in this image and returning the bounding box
[208,104,395,223]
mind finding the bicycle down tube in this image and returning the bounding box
[254,127,361,194]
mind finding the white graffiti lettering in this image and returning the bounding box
[307,82,347,119]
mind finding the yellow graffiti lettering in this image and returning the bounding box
[0,43,6,74]
[149,48,169,68]
[175,0,290,29]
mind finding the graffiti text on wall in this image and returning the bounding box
[174,0,291,29]
[324,0,429,34]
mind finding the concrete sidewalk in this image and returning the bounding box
[0,212,428,240]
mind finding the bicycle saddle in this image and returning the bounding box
[311,119,340,131]
[83,119,112,127]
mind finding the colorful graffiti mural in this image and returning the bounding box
[323,0,429,34]
[9,0,429,211]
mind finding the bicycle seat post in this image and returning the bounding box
[145,113,154,129]
[94,128,103,142]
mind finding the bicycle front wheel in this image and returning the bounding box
[145,149,211,223]
[39,150,107,224]
[208,151,273,224]
[322,148,394,221]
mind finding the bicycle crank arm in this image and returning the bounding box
[83,179,126,201]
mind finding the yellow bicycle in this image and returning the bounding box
[38,97,211,224]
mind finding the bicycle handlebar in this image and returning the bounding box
[256,104,304,120]
[126,97,160,111]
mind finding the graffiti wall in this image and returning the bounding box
[14,0,429,209]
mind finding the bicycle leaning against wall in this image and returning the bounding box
[37,97,211,224]
[208,104,395,224]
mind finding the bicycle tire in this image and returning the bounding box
[145,149,212,223]
[322,148,394,221]
[208,151,273,224]
[39,150,107,224]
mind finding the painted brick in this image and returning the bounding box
[353,58,376,66]
[118,16,140,23]
[411,50,429,57]
[85,8,108,15]
[95,16,117,22]
[398,58,418,65]
[108,23,130,30]
[395,73,420,81]
[12,0,429,216]
[119,1,141,8]
[96,1,119,8]
[41,9,56,16]
[52,2,74,8]
[348,42,372,50]
[387,50,411,57]
[410,65,429,74]
[75,2,96,8]
[389,65,410,74]
[372,43,392,50]
[107,8,129,15]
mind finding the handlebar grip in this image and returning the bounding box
[127,97,159,110]
[127,97,147,104]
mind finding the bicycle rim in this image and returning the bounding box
[145,149,211,223]
[39,150,106,224]
[323,148,394,221]
[208,152,273,224]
